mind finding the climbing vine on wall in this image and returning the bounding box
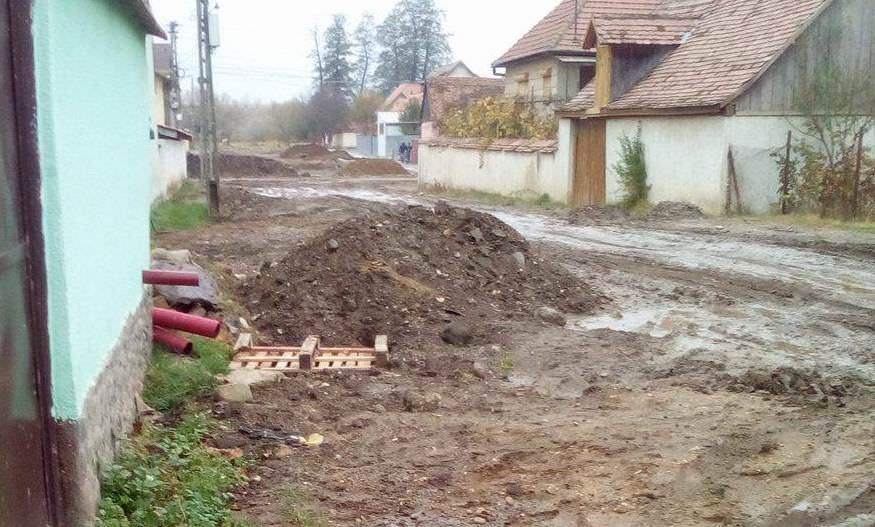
[439,97,557,140]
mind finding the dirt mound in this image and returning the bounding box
[280,143,353,161]
[568,205,629,225]
[647,201,705,220]
[188,152,301,178]
[729,367,858,400]
[340,158,409,177]
[243,202,602,350]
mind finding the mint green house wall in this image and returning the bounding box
[33,0,153,420]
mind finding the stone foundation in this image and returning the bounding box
[55,296,152,526]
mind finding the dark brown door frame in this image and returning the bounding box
[8,1,65,525]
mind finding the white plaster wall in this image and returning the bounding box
[605,116,728,214]
[419,144,566,203]
[152,138,189,202]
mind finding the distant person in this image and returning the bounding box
[399,142,409,163]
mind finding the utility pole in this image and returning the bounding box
[168,21,182,127]
[196,0,220,218]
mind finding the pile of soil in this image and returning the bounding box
[647,201,705,220]
[568,205,630,225]
[340,158,409,177]
[243,202,602,350]
[188,152,301,177]
[280,143,353,161]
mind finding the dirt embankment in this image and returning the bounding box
[339,158,409,177]
[242,201,602,351]
[188,152,303,178]
[280,143,352,161]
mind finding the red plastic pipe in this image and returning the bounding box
[143,270,200,286]
[153,326,194,355]
[152,308,221,338]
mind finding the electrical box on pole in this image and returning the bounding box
[209,13,220,48]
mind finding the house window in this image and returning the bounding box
[579,65,596,91]
[542,68,553,101]
[516,73,530,99]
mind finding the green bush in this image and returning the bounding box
[97,414,245,527]
[613,127,650,209]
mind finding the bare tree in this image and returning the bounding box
[353,13,376,95]
[311,24,324,88]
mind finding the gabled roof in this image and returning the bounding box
[560,0,830,113]
[124,0,167,39]
[381,83,424,112]
[583,15,698,47]
[429,61,476,79]
[493,0,713,67]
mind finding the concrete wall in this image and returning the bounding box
[152,139,190,202]
[419,143,567,203]
[605,116,728,213]
[34,0,153,420]
[604,115,875,215]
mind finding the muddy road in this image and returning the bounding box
[157,169,875,527]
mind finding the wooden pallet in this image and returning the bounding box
[231,334,388,373]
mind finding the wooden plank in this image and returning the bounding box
[299,336,319,371]
[573,119,607,207]
[374,335,389,368]
[594,45,613,108]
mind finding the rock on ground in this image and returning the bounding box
[441,322,473,346]
[535,306,568,326]
[402,391,442,412]
[227,369,285,387]
[215,383,253,403]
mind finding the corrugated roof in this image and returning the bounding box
[494,0,712,67]
[558,0,829,112]
[124,0,167,39]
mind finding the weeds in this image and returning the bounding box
[143,337,232,414]
[151,181,209,232]
[281,485,327,527]
[499,353,515,374]
[97,414,245,527]
[613,127,650,210]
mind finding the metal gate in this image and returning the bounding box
[0,0,54,523]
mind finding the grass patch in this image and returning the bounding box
[151,181,209,232]
[281,486,327,527]
[97,414,246,527]
[499,353,515,375]
[424,186,567,211]
[741,213,875,234]
[142,337,232,414]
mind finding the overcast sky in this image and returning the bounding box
[149,0,551,102]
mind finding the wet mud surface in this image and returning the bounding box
[156,167,875,527]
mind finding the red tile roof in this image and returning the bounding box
[583,15,699,47]
[560,0,830,112]
[382,83,424,112]
[420,137,559,154]
[494,0,711,67]
[425,77,504,121]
